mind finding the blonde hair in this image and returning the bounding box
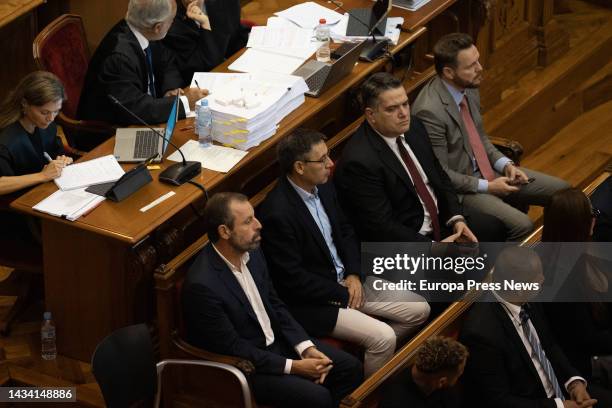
[0,71,65,129]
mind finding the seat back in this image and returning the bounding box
[91,324,158,408]
[33,14,89,119]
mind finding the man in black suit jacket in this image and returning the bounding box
[259,129,430,376]
[163,0,249,85]
[77,0,207,149]
[183,192,362,407]
[460,247,597,408]
[334,72,505,243]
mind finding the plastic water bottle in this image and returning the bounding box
[41,312,57,360]
[197,99,213,147]
[315,18,331,63]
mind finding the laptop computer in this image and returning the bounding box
[346,0,393,37]
[113,95,179,163]
[293,41,367,98]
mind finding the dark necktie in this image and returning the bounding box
[396,136,441,241]
[519,305,565,400]
[459,96,495,181]
[144,46,156,97]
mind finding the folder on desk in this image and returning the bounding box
[33,188,105,221]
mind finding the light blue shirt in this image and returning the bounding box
[441,80,511,193]
[287,177,345,282]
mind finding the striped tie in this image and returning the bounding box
[519,305,565,400]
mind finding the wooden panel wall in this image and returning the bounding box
[64,0,128,52]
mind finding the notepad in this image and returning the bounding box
[33,188,105,221]
[54,155,125,191]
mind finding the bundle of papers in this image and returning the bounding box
[274,1,343,28]
[191,72,308,150]
[54,155,124,191]
[33,155,124,221]
[33,188,105,221]
[230,17,320,75]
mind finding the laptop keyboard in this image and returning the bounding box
[306,65,332,94]
[134,130,160,159]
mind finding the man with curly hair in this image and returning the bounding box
[380,336,468,408]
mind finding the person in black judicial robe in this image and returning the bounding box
[77,0,207,150]
[183,193,362,407]
[0,71,72,242]
[78,21,183,127]
[163,0,249,85]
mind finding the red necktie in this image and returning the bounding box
[396,137,441,241]
[460,96,495,181]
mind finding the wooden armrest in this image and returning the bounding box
[172,332,256,376]
[490,136,524,165]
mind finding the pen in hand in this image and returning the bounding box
[43,151,53,163]
[194,80,201,89]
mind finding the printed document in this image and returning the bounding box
[33,188,105,221]
[54,155,125,191]
[167,140,248,173]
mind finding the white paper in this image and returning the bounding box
[228,48,308,74]
[33,188,105,221]
[190,72,249,93]
[54,155,125,191]
[167,140,249,173]
[275,1,343,28]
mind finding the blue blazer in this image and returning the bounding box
[182,244,311,374]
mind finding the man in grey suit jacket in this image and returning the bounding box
[412,33,569,241]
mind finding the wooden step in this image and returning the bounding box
[483,0,612,155]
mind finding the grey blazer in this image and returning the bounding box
[412,76,505,195]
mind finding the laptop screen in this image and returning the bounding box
[163,95,179,153]
[371,0,392,34]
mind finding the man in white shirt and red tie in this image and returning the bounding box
[412,33,569,241]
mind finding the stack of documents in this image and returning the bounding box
[230,17,320,75]
[33,155,124,221]
[192,72,308,150]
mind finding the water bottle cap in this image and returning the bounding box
[43,312,52,320]
[319,18,326,24]
[201,99,208,106]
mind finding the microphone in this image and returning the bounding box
[108,95,202,186]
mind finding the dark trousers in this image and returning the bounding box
[251,340,363,408]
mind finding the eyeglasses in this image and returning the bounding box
[303,154,332,165]
[592,207,601,218]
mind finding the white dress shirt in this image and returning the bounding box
[379,133,437,236]
[126,22,190,113]
[494,292,585,408]
[212,245,314,374]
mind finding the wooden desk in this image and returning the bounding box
[12,0,455,361]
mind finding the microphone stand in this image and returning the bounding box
[108,95,202,185]
[328,0,390,61]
